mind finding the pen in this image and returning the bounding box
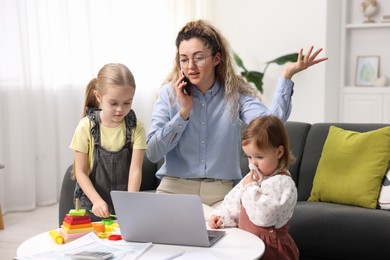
[163,250,185,260]
[89,210,116,218]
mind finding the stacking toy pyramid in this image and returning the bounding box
[59,198,94,242]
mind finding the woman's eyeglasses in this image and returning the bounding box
[179,55,212,68]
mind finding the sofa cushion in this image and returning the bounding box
[308,126,390,209]
[297,123,390,201]
[289,201,390,260]
[140,155,162,191]
[285,121,311,185]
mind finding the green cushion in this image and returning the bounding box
[308,126,390,209]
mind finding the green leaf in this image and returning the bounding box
[265,53,300,65]
[245,71,264,94]
[233,50,300,94]
[233,52,247,71]
[255,81,264,94]
[245,71,264,82]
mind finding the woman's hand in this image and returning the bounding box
[283,46,328,79]
[176,74,193,121]
[208,215,223,229]
[91,199,110,218]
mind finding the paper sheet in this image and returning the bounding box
[15,232,152,260]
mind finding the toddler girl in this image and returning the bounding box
[208,115,299,259]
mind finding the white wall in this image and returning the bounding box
[133,0,342,134]
[0,0,343,212]
[212,0,341,123]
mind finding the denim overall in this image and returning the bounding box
[74,108,136,222]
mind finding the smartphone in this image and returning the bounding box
[65,251,114,259]
[180,69,193,95]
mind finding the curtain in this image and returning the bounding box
[0,0,215,214]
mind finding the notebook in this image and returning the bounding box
[110,191,225,247]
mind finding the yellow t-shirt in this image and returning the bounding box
[69,116,147,173]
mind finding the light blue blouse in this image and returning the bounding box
[146,78,294,180]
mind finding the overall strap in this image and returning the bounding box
[86,107,102,146]
[86,108,137,145]
[124,109,137,143]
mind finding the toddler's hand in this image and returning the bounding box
[243,172,253,185]
[208,215,223,229]
[243,170,260,185]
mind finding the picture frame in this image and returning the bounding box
[355,56,380,86]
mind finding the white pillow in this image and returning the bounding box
[378,168,390,210]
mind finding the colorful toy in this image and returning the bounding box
[56,199,121,242]
[86,209,120,238]
[49,229,64,244]
[97,232,111,239]
[102,218,114,226]
[108,234,122,241]
[92,222,105,233]
[59,198,94,242]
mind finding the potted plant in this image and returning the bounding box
[234,52,300,94]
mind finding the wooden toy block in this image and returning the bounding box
[62,222,94,230]
[60,225,94,234]
[64,217,91,225]
[69,198,86,216]
[49,229,64,244]
[92,222,105,233]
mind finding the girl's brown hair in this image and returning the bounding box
[82,63,136,117]
[242,116,295,171]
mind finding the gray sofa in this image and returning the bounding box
[285,122,390,260]
[59,121,390,260]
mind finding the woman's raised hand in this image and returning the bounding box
[283,46,328,79]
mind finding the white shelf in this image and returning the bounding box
[345,23,390,29]
[339,0,390,123]
[342,86,390,93]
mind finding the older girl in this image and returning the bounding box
[70,63,147,221]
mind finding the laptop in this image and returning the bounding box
[110,191,225,247]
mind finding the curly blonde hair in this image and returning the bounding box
[164,19,258,113]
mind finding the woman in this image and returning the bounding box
[146,19,327,207]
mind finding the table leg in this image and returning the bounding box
[0,164,4,229]
[0,205,4,229]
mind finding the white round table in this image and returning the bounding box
[17,227,264,259]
